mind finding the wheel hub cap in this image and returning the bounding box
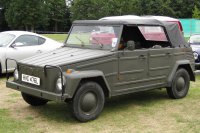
[81,92,97,113]
[176,77,185,92]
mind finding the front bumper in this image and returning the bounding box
[6,81,70,102]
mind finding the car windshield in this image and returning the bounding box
[189,35,200,44]
[0,33,15,47]
[66,25,121,50]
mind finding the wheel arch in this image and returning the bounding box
[79,76,110,98]
[0,56,6,73]
[167,60,195,87]
[178,64,195,81]
[64,70,111,101]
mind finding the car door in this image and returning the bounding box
[6,35,43,70]
[113,49,148,95]
[148,47,174,81]
[141,25,174,85]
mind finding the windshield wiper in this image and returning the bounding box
[75,36,85,47]
[92,37,103,48]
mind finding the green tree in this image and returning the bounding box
[166,0,196,18]
[70,0,137,21]
[0,0,11,9]
[70,0,200,20]
[192,5,200,18]
[135,0,175,16]
[0,0,10,31]
[5,0,49,31]
[47,0,69,31]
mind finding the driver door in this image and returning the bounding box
[113,49,148,95]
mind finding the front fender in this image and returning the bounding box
[64,70,111,99]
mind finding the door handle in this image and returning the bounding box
[166,53,171,56]
[36,50,42,53]
[139,55,146,59]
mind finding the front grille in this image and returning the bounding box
[18,65,45,90]
[17,64,60,93]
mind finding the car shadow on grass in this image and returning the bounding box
[29,102,77,123]
[104,89,169,113]
[29,89,169,123]
[0,73,13,79]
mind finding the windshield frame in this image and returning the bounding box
[0,33,16,47]
[64,23,123,51]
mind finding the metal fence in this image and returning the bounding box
[180,19,200,37]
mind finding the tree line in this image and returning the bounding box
[0,0,71,32]
[0,0,200,32]
[70,0,200,20]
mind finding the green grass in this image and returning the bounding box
[1,77,200,133]
[42,34,67,42]
[185,37,190,41]
[0,109,30,133]
[9,92,20,97]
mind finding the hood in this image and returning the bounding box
[19,47,113,67]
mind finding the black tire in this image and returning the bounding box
[167,68,190,99]
[71,81,105,122]
[21,92,48,106]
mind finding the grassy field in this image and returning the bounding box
[0,35,199,133]
[43,34,67,42]
[0,75,200,133]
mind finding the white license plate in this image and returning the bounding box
[22,74,40,86]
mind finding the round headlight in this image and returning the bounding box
[14,69,19,80]
[193,52,198,60]
[56,76,66,92]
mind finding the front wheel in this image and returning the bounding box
[21,92,48,106]
[71,81,105,122]
[167,68,190,99]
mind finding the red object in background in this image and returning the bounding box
[167,21,183,32]
[90,32,116,45]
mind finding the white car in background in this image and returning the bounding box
[0,31,63,74]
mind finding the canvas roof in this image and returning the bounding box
[73,18,187,48]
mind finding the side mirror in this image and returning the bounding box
[127,40,135,50]
[11,42,24,47]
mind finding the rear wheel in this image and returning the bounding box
[167,68,190,99]
[21,92,48,106]
[71,81,105,122]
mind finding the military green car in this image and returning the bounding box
[6,18,195,122]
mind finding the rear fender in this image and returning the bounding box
[167,60,195,87]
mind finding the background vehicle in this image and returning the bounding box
[89,26,116,45]
[0,31,63,74]
[7,19,195,122]
[188,34,200,69]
